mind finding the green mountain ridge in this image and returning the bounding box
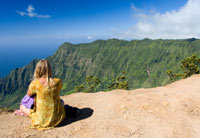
[1,38,200,109]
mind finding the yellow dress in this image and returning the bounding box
[29,78,65,130]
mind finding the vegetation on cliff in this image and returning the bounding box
[167,54,200,81]
[1,38,200,109]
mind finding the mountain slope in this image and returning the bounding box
[1,38,200,109]
[1,75,200,138]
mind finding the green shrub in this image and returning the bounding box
[108,72,129,90]
[73,76,101,93]
[167,54,200,81]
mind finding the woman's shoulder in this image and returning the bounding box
[52,78,62,89]
[30,79,39,85]
[53,78,61,82]
[28,79,40,91]
[53,78,62,85]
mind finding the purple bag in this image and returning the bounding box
[20,94,34,109]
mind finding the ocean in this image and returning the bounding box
[0,44,60,78]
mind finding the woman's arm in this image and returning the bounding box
[27,80,36,96]
[27,89,33,97]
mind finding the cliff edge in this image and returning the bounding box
[1,75,200,138]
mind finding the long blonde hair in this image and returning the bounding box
[33,59,52,83]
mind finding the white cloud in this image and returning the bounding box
[16,10,25,16]
[121,0,200,39]
[87,36,93,40]
[16,5,50,18]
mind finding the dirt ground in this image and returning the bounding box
[1,75,200,138]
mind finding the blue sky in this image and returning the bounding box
[0,0,197,46]
[3,0,200,77]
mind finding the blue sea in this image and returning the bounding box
[0,44,60,78]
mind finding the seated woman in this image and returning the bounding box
[20,59,65,130]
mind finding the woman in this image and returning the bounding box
[20,59,65,130]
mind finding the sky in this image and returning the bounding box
[2,0,200,77]
[1,0,197,46]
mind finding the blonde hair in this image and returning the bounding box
[33,59,52,83]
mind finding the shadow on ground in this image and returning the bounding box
[57,105,94,127]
